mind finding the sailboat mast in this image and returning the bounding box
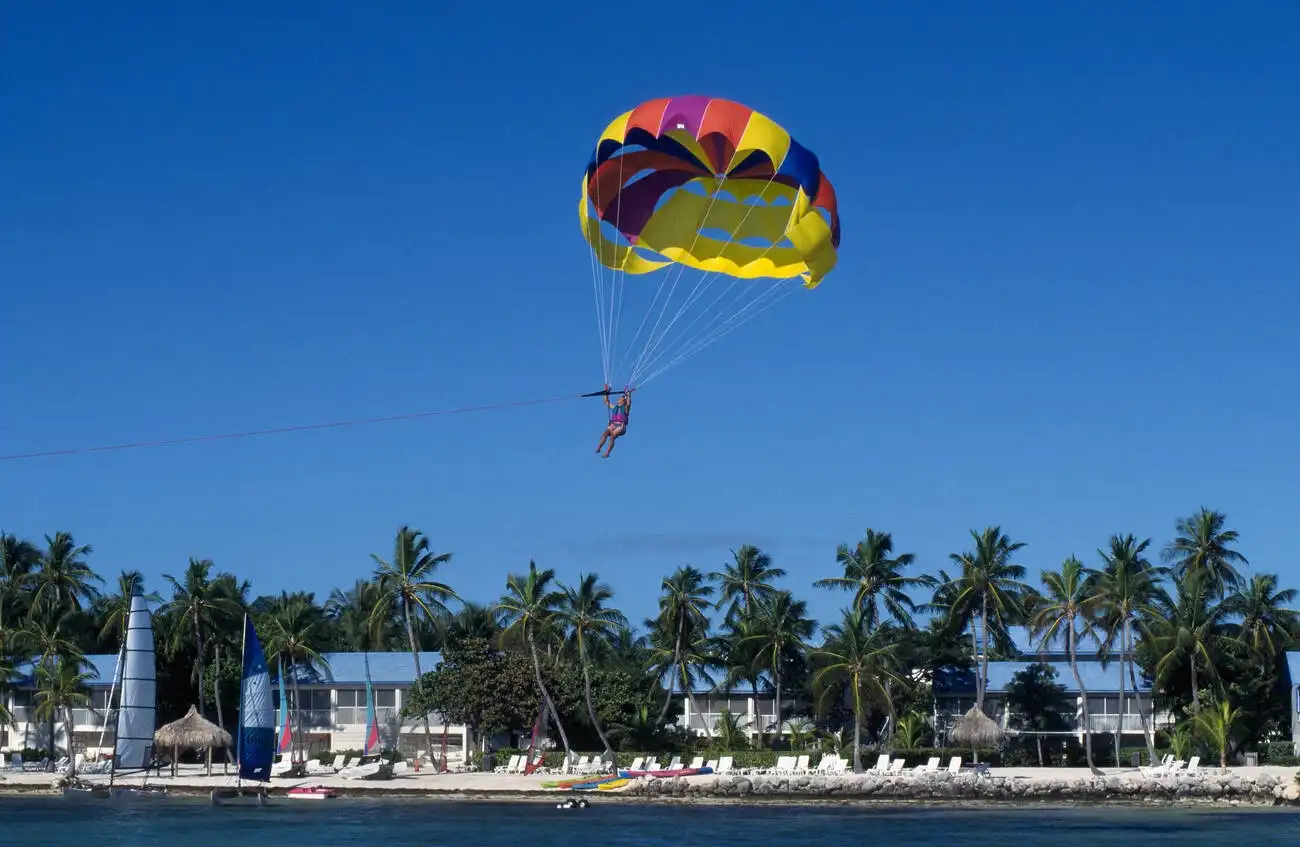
[103,640,126,787]
[236,612,246,790]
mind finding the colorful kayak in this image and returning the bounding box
[543,773,623,791]
[617,766,713,779]
[597,778,630,791]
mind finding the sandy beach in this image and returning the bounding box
[3,763,1296,805]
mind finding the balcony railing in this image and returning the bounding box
[685,712,778,733]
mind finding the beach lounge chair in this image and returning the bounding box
[665,756,683,771]
[887,758,905,775]
[643,758,661,772]
[1183,756,1201,776]
[828,756,848,774]
[716,756,734,775]
[914,757,940,774]
[495,754,521,774]
[626,757,644,772]
[1140,754,1174,777]
[946,756,961,775]
[705,759,718,771]
[688,756,704,770]
[793,755,811,774]
[867,754,890,774]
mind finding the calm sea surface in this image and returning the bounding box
[3,796,1299,846]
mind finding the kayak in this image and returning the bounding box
[617,766,713,779]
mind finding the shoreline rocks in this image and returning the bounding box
[620,771,1299,806]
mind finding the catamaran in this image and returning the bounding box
[64,587,162,799]
[211,614,273,806]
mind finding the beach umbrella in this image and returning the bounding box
[154,705,233,776]
[950,706,1002,756]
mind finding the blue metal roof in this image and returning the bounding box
[12,654,120,688]
[935,660,1151,695]
[276,651,441,686]
[1005,626,1113,657]
[9,652,441,688]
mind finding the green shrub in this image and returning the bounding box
[1261,741,1300,766]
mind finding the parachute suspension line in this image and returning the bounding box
[623,173,735,384]
[604,151,630,387]
[588,154,613,385]
[636,279,800,387]
[628,170,796,386]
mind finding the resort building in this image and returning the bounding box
[1286,653,1300,754]
[669,679,782,739]
[1,651,469,763]
[932,626,1170,747]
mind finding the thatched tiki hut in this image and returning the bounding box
[950,706,1002,763]
[155,705,233,776]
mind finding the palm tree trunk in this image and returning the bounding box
[971,618,983,710]
[291,660,303,763]
[193,609,206,718]
[65,705,76,776]
[578,638,615,762]
[1114,646,1125,768]
[1124,620,1157,762]
[1189,658,1200,712]
[773,671,782,744]
[979,594,989,712]
[680,663,713,740]
[526,629,571,759]
[403,597,435,764]
[1068,620,1098,773]
[214,644,225,730]
[1035,733,1043,767]
[657,626,684,724]
[851,685,863,773]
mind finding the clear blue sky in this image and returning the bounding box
[3,1,1298,630]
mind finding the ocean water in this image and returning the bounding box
[3,797,1298,846]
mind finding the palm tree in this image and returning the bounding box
[370,526,459,763]
[497,560,572,761]
[0,654,19,730]
[261,594,331,764]
[0,533,40,619]
[710,545,785,623]
[1224,573,1298,658]
[1144,572,1232,713]
[742,590,815,738]
[1193,698,1243,769]
[814,529,928,629]
[15,615,86,756]
[33,657,93,771]
[556,573,627,763]
[96,570,162,648]
[649,566,715,732]
[26,532,102,623]
[1092,534,1162,764]
[811,608,904,772]
[1161,507,1248,597]
[1028,556,1101,773]
[938,527,1029,717]
[436,602,502,650]
[161,558,238,718]
[327,579,393,652]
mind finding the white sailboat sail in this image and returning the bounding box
[114,587,156,771]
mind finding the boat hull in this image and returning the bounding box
[617,766,713,779]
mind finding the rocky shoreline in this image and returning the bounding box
[622,772,1300,806]
[3,768,1298,808]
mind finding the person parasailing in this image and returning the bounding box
[595,384,633,458]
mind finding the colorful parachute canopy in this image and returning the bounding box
[580,95,841,288]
